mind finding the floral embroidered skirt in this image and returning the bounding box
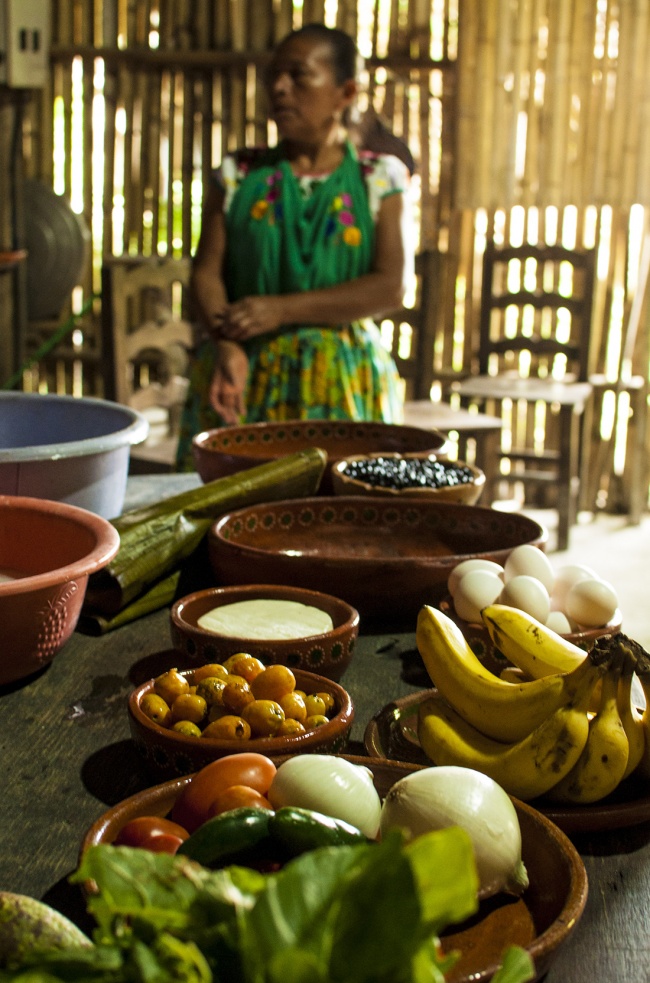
[175,320,403,472]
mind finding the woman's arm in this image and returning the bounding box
[190,182,230,335]
[220,189,414,340]
[191,181,249,420]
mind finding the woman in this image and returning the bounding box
[176,23,414,471]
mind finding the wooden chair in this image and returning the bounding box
[384,250,505,482]
[452,241,596,550]
[101,255,193,472]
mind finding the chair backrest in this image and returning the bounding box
[381,250,441,400]
[101,255,193,407]
[478,242,596,382]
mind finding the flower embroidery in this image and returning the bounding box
[342,226,362,246]
[329,190,362,246]
[251,169,283,222]
[251,199,269,220]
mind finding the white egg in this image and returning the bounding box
[545,610,574,635]
[550,563,598,609]
[565,578,619,628]
[452,570,504,624]
[500,575,550,624]
[448,559,505,598]
[504,544,555,592]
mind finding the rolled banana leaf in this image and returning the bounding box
[81,447,327,627]
[78,568,182,635]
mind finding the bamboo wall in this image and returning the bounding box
[11,0,650,513]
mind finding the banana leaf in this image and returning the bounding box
[78,569,182,635]
[81,447,327,625]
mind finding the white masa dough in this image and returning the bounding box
[197,598,334,640]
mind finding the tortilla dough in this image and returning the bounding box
[197,598,334,640]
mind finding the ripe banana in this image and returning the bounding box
[416,604,609,743]
[480,603,588,678]
[630,643,650,781]
[416,655,607,801]
[617,645,645,781]
[547,659,629,804]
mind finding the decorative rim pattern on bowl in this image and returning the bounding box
[217,499,544,553]
[170,626,356,674]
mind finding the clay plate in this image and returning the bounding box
[208,497,547,623]
[193,420,447,494]
[331,452,486,505]
[81,754,587,983]
[364,690,650,835]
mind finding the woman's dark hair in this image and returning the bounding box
[279,23,363,84]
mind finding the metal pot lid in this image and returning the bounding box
[23,180,90,320]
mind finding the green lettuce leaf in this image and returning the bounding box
[4,832,533,983]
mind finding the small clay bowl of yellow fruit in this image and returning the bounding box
[128,656,354,779]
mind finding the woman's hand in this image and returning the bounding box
[209,340,249,423]
[218,295,285,340]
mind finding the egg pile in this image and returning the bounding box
[448,544,620,634]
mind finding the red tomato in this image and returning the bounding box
[171,752,277,832]
[206,784,274,819]
[146,833,186,855]
[113,815,190,852]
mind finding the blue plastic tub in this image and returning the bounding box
[0,392,148,518]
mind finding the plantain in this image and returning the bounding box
[416,649,608,801]
[481,603,590,677]
[417,604,609,743]
[547,655,629,804]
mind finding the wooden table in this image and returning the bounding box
[1,474,649,981]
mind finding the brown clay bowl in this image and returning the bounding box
[192,420,447,494]
[331,452,486,504]
[128,667,354,778]
[439,595,623,676]
[81,755,588,983]
[0,495,120,686]
[170,584,359,682]
[207,497,548,624]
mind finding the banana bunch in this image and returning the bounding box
[415,604,650,804]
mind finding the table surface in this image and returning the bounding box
[2,474,649,982]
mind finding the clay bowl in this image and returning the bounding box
[0,391,148,518]
[81,755,588,983]
[192,420,447,494]
[128,667,354,778]
[331,452,486,505]
[0,495,120,686]
[439,595,623,676]
[207,497,548,626]
[170,584,359,682]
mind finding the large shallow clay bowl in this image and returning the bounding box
[0,495,120,686]
[439,595,623,676]
[331,452,486,505]
[192,420,447,494]
[82,755,587,983]
[128,667,354,778]
[170,584,359,681]
[207,497,548,625]
[0,391,148,518]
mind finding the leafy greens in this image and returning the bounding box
[0,828,534,983]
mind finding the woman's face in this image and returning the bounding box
[265,35,355,143]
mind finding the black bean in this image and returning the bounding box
[342,457,475,490]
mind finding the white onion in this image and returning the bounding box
[379,766,529,899]
[267,754,382,839]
